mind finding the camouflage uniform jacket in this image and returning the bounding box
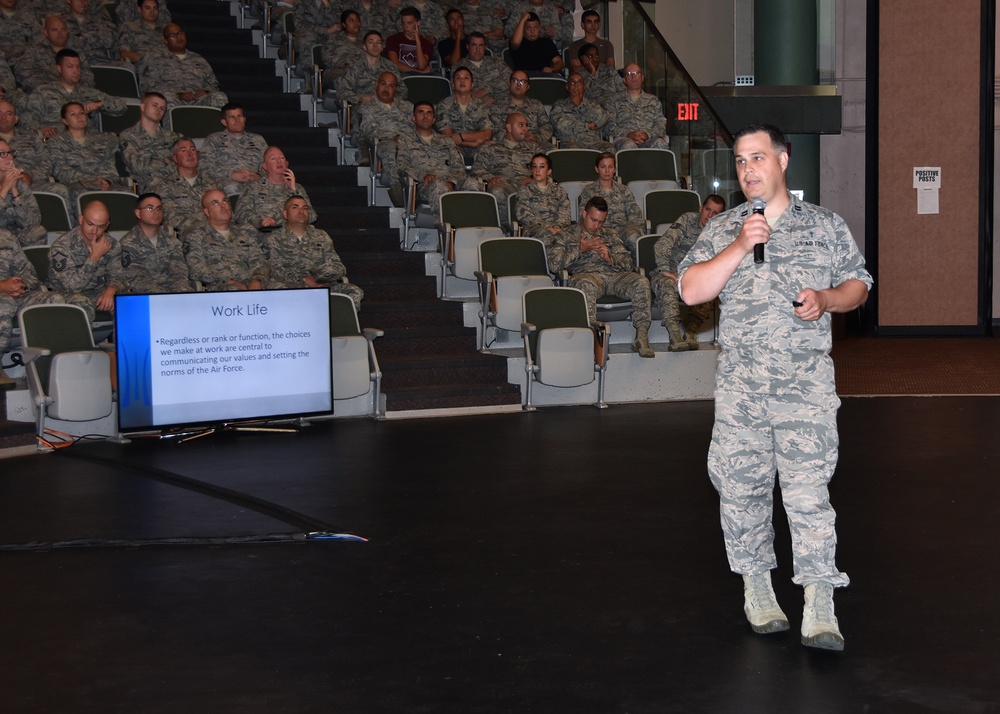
[234,178,317,227]
[580,64,625,109]
[184,222,269,290]
[141,50,221,95]
[334,56,405,106]
[0,227,40,290]
[63,11,118,61]
[358,97,414,143]
[320,32,365,75]
[199,130,268,186]
[455,55,509,102]
[471,138,539,183]
[435,95,493,136]
[412,1,447,43]
[0,59,29,114]
[395,130,466,185]
[117,21,167,58]
[653,211,701,275]
[1,130,48,181]
[546,220,633,276]
[0,178,43,244]
[294,0,343,55]
[118,122,180,191]
[21,81,126,132]
[457,2,502,40]
[0,8,38,61]
[550,97,609,146]
[578,179,644,238]
[14,44,96,93]
[261,224,347,286]
[147,170,220,235]
[678,194,873,395]
[45,130,120,184]
[514,180,570,236]
[606,91,667,141]
[119,224,191,293]
[489,96,552,143]
[47,226,129,299]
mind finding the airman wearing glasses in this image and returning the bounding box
[48,199,128,315]
[120,192,192,294]
[185,189,271,291]
[142,23,228,108]
[489,70,552,144]
[606,63,669,152]
[550,71,613,152]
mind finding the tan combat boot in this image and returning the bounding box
[632,324,655,358]
[801,582,845,650]
[665,321,689,352]
[743,572,790,634]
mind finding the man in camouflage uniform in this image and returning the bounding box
[21,49,126,138]
[119,192,191,293]
[262,195,363,308]
[358,71,412,206]
[435,66,493,164]
[147,137,219,235]
[470,112,539,226]
[115,0,170,29]
[395,101,470,217]
[0,138,46,247]
[489,70,553,144]
[677,124,872,651]
[546,195,654,357]
[63,0,118,62]
[184,189,271,291]
[235,145,318,230]
[651,193,724,351]
[607,63,669,152]
[0,228,84,384]
[455,32,508,104]
[45,101,129,214]
[0,0,36,62]
[48,199,129,317]
[140,23,228,109]
[457,0,505,55]
[118,0,168,64]
[119,91,178,192]
[14,14,96,93]
[513,151,570,238]
[550,72,612,151]
[199,103,268,195]
[334,31,405,107]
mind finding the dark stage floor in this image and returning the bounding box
[1,399,997,713]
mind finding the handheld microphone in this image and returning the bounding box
[751,197,766,264]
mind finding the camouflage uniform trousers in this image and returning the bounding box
[569,269,652,328]
[707,386,849,587]
[649,272,713,333]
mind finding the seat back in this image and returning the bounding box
[169,106,223,147]
[479,237,549,279]
[329,293,369,400]
[547,148,600,184]
[97,99,141,135]
[22,245,50,284]
[634,234,660,275]
[329,292,361,338]
[92,64,140,98]
[627,179,679,207]
[644,189,701,230]
[402,74,451,105]
[78,190,139,237]
[440,191,501,230]
[522,286,590,358]
[18,304,97,392]
[526,76,567,107]
[523,287,595,388]
[617,148,679,184]
[453,226,504,280]
[34,191,72,241]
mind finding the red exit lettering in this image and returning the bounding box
[677,103,700,121]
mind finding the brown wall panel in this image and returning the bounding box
[878,0,981,326]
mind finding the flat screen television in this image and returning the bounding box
[115,288,333,432]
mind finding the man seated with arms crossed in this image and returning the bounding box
[118,91,179,192]
[261,195,363,308]
[185,189,271,291]
[120,192,192,294]
[470,112,539,226]
[546,195,655,358]
[47,199,128,317]
[199,103,268,196]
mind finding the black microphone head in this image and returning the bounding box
[751,197,766,214]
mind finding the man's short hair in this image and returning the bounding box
[576,43,598,61]
[446,8,463,20]
[400,6,421,21]
[733,123,787,154]
[704,194,726,210]
[283,194,306,210]
[136,192,161,205]
[452,67,473,82]
[171,136,195,151]
[142,90,167,103]
[412,100,435,114]
[509,71,529,84]
[467,31,486,43]
[581,9,600,22]
[60,101,84,118]
[363,30,382,42]
[525,12,540,24]
[340,8,358,24]
[220,102,244,115]
[584,196,609,214]
[55,48,80,65]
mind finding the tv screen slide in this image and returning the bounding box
[115,288,333,431]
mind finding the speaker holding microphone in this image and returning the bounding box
[751,197,766,264]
